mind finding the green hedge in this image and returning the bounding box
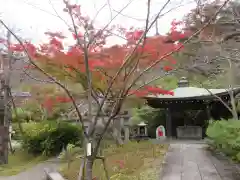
[206,119,240,162]
[21,121,82,156]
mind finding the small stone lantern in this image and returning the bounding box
[137,121,148,137]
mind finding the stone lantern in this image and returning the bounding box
[122,111,130,142]
[137,121,148,137]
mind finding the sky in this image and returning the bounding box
[0,0,196,45]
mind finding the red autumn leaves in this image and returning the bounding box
[129,86,174,97]
[10,42,37,58]
[0,1,189,99]
[115,160,125,169]
[125,29,144,45]
[41,95,71,112]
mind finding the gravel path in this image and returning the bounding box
[0,158,61,180]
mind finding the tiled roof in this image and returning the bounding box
[146,87,240,99]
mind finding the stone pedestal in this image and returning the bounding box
[176,126,202,139]
[124,126,130,142]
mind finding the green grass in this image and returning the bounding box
[0,150,47,176]
[60,141,169,180]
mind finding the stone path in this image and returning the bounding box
[160,143,240,180]
[0,158,61,180]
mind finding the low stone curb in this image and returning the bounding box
[158,143,171,180]
[209,149,240,173]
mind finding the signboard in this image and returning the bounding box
[0,126,8,164]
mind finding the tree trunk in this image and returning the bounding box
[85,157,94,180]
[230,94,238,120]
[227,58,238,120]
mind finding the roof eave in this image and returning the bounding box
[143,87,240,101]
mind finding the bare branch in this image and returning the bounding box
[48,0,72,29]
[107,0,113,20]
[91,3,108,24]
[196,81,234,115]
[88,0,136,47]
[127,0,230,94]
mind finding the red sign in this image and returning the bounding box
[158,129,163,137]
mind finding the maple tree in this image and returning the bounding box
[22,85,72,121]
[8,25,186,97]
[0,0,191,179]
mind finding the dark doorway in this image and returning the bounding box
[169,109,209,138]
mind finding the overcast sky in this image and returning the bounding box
[0,0,196,45]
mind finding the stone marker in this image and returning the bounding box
[156,125,166,140]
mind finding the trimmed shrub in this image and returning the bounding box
[21,121,82,156]
[206,119,240,162]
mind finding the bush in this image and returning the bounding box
[21,121,82,156]
[12,123,22,140]
[12,108,32,123]
[206,119,240,162]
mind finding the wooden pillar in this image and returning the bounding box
[206,104,211,119]
[166,108,172,137]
